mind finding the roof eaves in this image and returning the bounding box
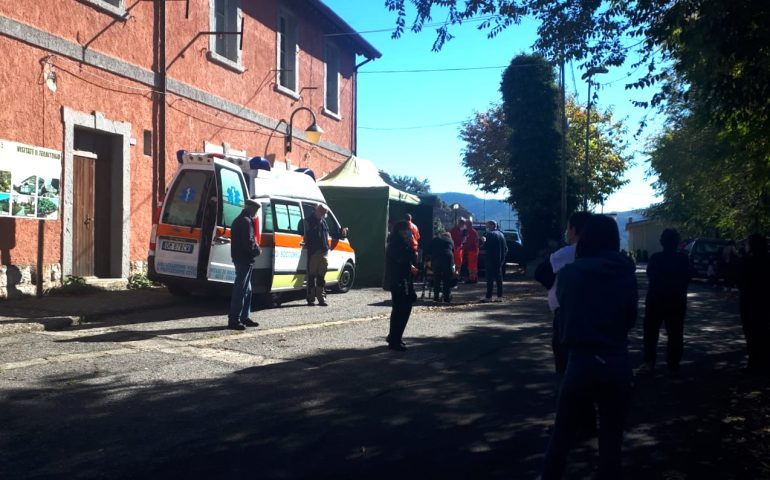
[307,0,382,60]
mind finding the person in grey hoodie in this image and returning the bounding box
[542,214,638,480]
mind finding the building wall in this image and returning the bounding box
[0,0,365,296]
[626,219,675,257]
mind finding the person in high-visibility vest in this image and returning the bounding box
[449,218,465,276]
[464,219,480,283]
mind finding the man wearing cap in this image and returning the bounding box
[228,197,262,330]
[304,203,330,306]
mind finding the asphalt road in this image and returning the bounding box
[0,275,765,479]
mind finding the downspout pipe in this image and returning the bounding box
[352,57,375,156]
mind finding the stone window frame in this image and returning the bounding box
[323,41,341,120]
[207,0,245,74]
[80,0,128,19]
[275,7,300,99]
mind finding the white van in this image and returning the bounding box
[148,151,355,303]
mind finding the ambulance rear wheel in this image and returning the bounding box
[333,263,355,293]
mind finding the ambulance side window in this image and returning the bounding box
[217,166,246,228]
[261,202,274,233]
[326,210,341,239]
[273,201,303,234]
[162,170,211,227]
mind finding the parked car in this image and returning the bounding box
[685,238,732,279]
[473,224,524,276]
[502,229,524,265]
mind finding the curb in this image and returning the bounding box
[0,316,77,336]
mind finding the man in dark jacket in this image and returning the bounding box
[383,221,418,351]
[427,231,455,303]
[482,220,507,302]
[737,234,770,373]
[304,204,330,306]
[542,215,637,480]
[228,197,262,330]
[638,228,690,374]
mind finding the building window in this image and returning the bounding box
[143,130,152,156]
[324,43,340,117]
[277,10,298,95]
[81,0,126,18]
[208,0,243,72]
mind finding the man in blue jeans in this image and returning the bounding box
[228,197,262,330]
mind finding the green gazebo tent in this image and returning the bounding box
[318,156,434,287]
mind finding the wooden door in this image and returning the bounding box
[73,154,96,276]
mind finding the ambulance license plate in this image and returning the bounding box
[161,239,194,254]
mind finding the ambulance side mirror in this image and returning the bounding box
[340,227,349,239]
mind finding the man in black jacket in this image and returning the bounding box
[228,197,262,330]
[638,228,690,374]
[482,220,508,302]
[304,204,330,306]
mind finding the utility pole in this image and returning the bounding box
[559,59,567,228]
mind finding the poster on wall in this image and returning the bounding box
[0,139,62,220]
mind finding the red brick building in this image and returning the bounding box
[0,0,379,297]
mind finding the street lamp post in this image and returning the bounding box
[450,203,460,226]
[581,66,608,211]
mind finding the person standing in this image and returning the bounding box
[736,234,770,374]
[428,231,455,303]
[637,228,690,375]
[449,218,465,277]
[464,219,480,283]
[542,214,638,480]
[548,211,592,374]
[481,220,507,302]
[406,213,420,252]
[383,221,418,351]
[304,204,330,306]
[228,197,262,330]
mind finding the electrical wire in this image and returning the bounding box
[359,120,464,131]
[324,15,498,37]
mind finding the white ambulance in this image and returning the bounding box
[148,151,355,303]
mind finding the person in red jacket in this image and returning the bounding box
[464,219,480,283]
[406,213,420,252]
[449,218,466,275]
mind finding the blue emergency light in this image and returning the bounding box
[249,156,271,171]
[295,167,315,181]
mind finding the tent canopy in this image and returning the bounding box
[318,156,433,287]
[318,155,421,205]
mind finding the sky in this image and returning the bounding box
[322,1,662,213]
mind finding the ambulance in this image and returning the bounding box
[147,151,355,303]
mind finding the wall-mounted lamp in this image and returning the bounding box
[285,106,323,153]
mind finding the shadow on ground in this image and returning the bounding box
[0,277,765,479]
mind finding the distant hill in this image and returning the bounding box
[436,192,519,230]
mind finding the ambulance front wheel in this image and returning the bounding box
[333,263,355,293]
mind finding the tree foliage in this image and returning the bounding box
[460,97,629,211]
[387,0,770,236]
[501,54,561,255]
[381,173,432,195]
[647,99,770,239]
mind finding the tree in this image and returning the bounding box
[501,54,562,257]
[385,0,770,137]
[381,173,432,195]
[460,97,629,210]
[647,100,770,239]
